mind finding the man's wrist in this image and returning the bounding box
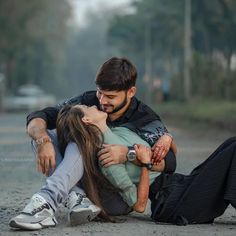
[35,136,52,147]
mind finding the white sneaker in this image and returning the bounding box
[65,191,101,226]
[9,194,57,230]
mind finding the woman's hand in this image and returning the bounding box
[134,144,152,164]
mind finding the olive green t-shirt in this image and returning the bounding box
[100,127,160,207]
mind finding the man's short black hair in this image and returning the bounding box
[95,57,137,91]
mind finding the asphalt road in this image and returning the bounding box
[0,113,235,236]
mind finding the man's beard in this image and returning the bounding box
[101,93,128,114]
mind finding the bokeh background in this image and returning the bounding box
[0,1,236,235]
[0,0,235,131]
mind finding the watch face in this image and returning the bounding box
[127,149,136,161]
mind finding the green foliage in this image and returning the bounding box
[107,0,236,101]
[153,100,236,131]
[0,0,72,94]
[108,0,184,57]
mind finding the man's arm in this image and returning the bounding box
[98,128,132,167]
[151,134,174,164]
[98,144,128,167]
[26,93,89,175]
[26,106,60,130]
[27,118,56,176]
[26,94,69,176]
[26,94,85,129]
[27,90,99,129]
[98,127,175,169]
[126,99,177,163]
[27,118,49,140]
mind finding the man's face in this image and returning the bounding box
[96,89,129,114]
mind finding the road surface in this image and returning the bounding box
[0,113,235,236]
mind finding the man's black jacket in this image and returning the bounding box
[27,91,168,146]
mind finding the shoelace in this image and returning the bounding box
[24,196,46,214]
[64,193,84,209]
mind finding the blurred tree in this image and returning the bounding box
[62,5,126,98]
[107,0,236,101]
[0,0,71,94]
[192,0,236,100]
[107,0,185,101]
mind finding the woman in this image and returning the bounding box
[57,104,236,225]
[56,104,167,218]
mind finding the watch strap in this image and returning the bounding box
[141,162,153,170]
[127,146,135,151]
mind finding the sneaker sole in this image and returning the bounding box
[69,208,99,226]
[9,217,57,230]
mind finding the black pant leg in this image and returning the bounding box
[100,189,132,216]
[171,138,236,224]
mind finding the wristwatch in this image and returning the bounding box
[126,146,136,162]
[141,163,153,170]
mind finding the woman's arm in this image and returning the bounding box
[132,144,152,213]
[133,167,150,212]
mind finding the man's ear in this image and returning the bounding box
[81,116,92,124]
[127,86,136,98]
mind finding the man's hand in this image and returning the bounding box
[36,142,56,176]
[151,134,172,165]
[98,144,128,167]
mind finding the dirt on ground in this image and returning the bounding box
[0,113,235,236]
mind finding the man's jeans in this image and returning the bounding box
[32,130,85,211]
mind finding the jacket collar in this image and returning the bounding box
[107,97,138,127]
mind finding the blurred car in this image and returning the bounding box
[3,84,56,112]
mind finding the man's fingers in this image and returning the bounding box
[44,158,50,176]
[40,158,46,175]
[37,158,43,173]
[152,147,163,164]
[97,147,109,157]
[100,157,112,166]
[151,143,157,151]
[160,150,167,160]
[37,156,53,176]
[50,158,56,172]
[103,161,115,168]
[98,153,110,161]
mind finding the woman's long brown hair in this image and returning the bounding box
[56,105,115,221]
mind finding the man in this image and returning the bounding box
[9,57,176,229]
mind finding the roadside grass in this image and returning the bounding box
[151,100,236,132]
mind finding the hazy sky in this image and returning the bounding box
[69,0,132,26]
